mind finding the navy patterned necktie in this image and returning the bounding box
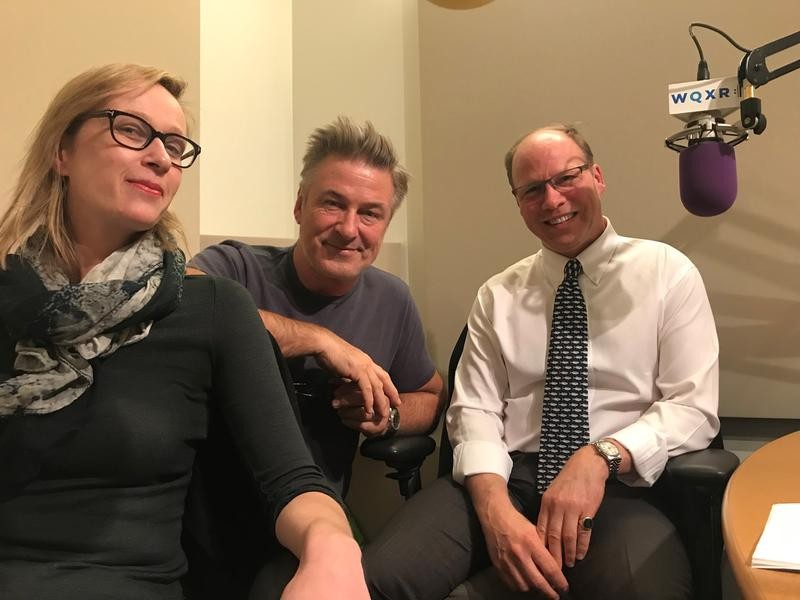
[537,258,590,493]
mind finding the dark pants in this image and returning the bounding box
[364,453,691,600]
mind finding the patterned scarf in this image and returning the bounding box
[0,232,185,416]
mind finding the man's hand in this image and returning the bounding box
[536,445,608,569]
[467,474,568,599]
[331,382,390,437]
[315,330,400,421]
[253,307,401,421]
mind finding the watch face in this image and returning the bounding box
[597,440,620,458]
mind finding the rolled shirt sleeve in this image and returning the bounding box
[448,287,514,484]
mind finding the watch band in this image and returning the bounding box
[591,439,621,477]
[386,406,400,435]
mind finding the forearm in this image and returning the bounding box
[185,266,326,360]
[465,472,516,526]
[259,309,330,359]
[275,491,359,561]
[395,372,446,435]
[609,394,718,486]
[263,311,401,415]
[275,491,368,599]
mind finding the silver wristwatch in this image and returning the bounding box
[591,439,621,477]
[385,407,400,436]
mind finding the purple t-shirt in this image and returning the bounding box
[189,241,436,494]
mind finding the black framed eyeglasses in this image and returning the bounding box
[79,109,201,169]
[512,163,591,205]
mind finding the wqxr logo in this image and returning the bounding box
[670,86,739,105]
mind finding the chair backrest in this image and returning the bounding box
[437,325,468,478]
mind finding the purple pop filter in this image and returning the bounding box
[678,141,737,217]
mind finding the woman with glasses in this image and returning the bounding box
[0,63,367,600]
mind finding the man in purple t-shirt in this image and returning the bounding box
[189,117,443,495]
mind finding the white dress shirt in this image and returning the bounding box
[448,220,719,487]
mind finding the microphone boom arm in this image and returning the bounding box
[739,30,800,87]
[738,30,800,134]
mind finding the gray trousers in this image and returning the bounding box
[363,453,691,600]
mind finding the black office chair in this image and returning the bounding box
[439,325,739,600]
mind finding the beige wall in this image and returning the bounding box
[199,1,295,241]
[416,0,800,419]
[0,0,201,251]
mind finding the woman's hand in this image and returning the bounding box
[275,492,369,599]
[281,529,368,599]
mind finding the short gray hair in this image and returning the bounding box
[300,116,409,209]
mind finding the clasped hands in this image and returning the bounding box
[332,380,399,437]
[317,334,401,437]
[485,447,608,599]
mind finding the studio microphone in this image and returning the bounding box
[665,76,747,216]
[677,139,737,217]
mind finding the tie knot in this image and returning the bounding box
[564,259,582,280]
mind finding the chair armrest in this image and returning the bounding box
[360,435,437,499]
[360,435,436,465]
[664,448,739,489]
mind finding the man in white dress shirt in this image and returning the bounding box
[364,124,719,600]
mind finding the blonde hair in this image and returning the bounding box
[0,63,189,273]
[299,116,409,210]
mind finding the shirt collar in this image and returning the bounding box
[541,217,619,288]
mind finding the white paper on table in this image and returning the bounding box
[751,503,800,571]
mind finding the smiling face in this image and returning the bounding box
[292,156,395,296]
[55,83,186,253]
[511,129,606,257]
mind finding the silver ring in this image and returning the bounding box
[580,516,594,531]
